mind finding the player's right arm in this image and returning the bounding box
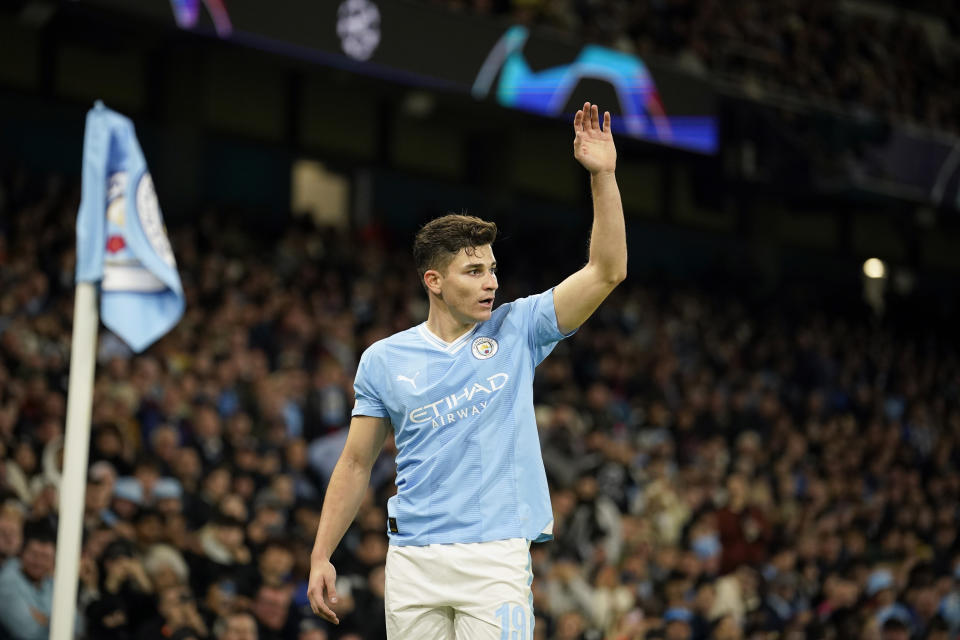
[307,414,391,624]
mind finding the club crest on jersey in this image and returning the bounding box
[471,336,499,360]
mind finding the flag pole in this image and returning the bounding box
[50,281,99,640]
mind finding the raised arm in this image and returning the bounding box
[307,414,391,624]
[553,102,627,335]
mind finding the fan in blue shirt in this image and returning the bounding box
[308,101,627,639]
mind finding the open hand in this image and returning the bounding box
[573,102,616,175]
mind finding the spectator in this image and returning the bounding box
[881,616,910,640]
[136,584,208,640]
[0,502,24,564]
[663,607,694,640]
[215,610,257,640]
[0,520,56,640]
[87,539,157,638]
[251,584,297,640]
[715,473,772,574]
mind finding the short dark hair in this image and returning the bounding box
[23,519,56,547]
[882,618,908,632]
[413,214,497,284]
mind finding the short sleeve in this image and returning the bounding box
[515,288,576,366]
[352,346,389,418]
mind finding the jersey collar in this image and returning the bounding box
[417,323,478,354]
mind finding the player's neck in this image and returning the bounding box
[425,306,476,344]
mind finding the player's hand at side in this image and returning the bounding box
[307,558,340,624]
[573,101,616,175]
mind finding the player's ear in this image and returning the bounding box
[424,269,442,294]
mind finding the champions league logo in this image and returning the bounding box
[337,0,381,61]
[472,336,498,360]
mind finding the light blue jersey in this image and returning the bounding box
[352,289,572,546]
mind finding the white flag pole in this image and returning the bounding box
[50,281,99,640]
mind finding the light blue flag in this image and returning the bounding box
[76,101,184,353]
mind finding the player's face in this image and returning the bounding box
[438,245,498,323]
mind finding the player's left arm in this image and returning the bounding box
[553,102,627,335]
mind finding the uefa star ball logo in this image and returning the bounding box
[471,337,499,360]
[337,0,381,61]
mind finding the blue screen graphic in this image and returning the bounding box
[473,27,717,154]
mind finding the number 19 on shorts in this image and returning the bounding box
[496,603,529,640]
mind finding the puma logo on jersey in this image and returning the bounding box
[397,372,421,389]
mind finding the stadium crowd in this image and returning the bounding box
[433,0,960,134]
[1,165,960,640]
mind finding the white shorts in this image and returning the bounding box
[385,538,534,640]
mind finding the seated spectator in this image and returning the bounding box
[201,578,242,632]
[663,607,694,640]
[143,544,190,592]
[88,539,157,637]
[881,617,910,640]
[215,610,258,640]
[136,584,208,640]
[0,520,56,640]
[0,502,24,565]
[252,583,298,640]
[296,618,327,640]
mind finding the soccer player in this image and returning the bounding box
[307,101,625,639]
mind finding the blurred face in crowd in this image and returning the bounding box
[158,585,192,622]
[425,245,498,326]
[21,539,55,583]
[13,441,37,474]
[726,473,748,509]
[95,427,123,458]
[86,476,113,512]
[356,532,387,567]
[259,545,294,586]
[203,468,231,502]
[233,473,257,500]
[214,522,245,551]
[253,585,292,630]
[666,620,692,640]
[135,464,160,498]
[220,494,248,522]
[285,439,307,471]
[150,425,179,462]
[136,511,165,546]
[270,475,295,506]
[150,563,183,592]
[368,564,386,599]
[222,612,257,640]
[205,580,236,618]
[194,406,221,439]
[554,611,585,640]
[0,512,23,558]
[882,624,909,640]
[226,412,252,444]
[172,447,202,486]
[713,615,742,640]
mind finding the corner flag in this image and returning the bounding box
[76,100,184,353]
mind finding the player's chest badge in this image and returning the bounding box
[471,336,499,360]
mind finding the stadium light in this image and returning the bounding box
[862,258,886,279]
